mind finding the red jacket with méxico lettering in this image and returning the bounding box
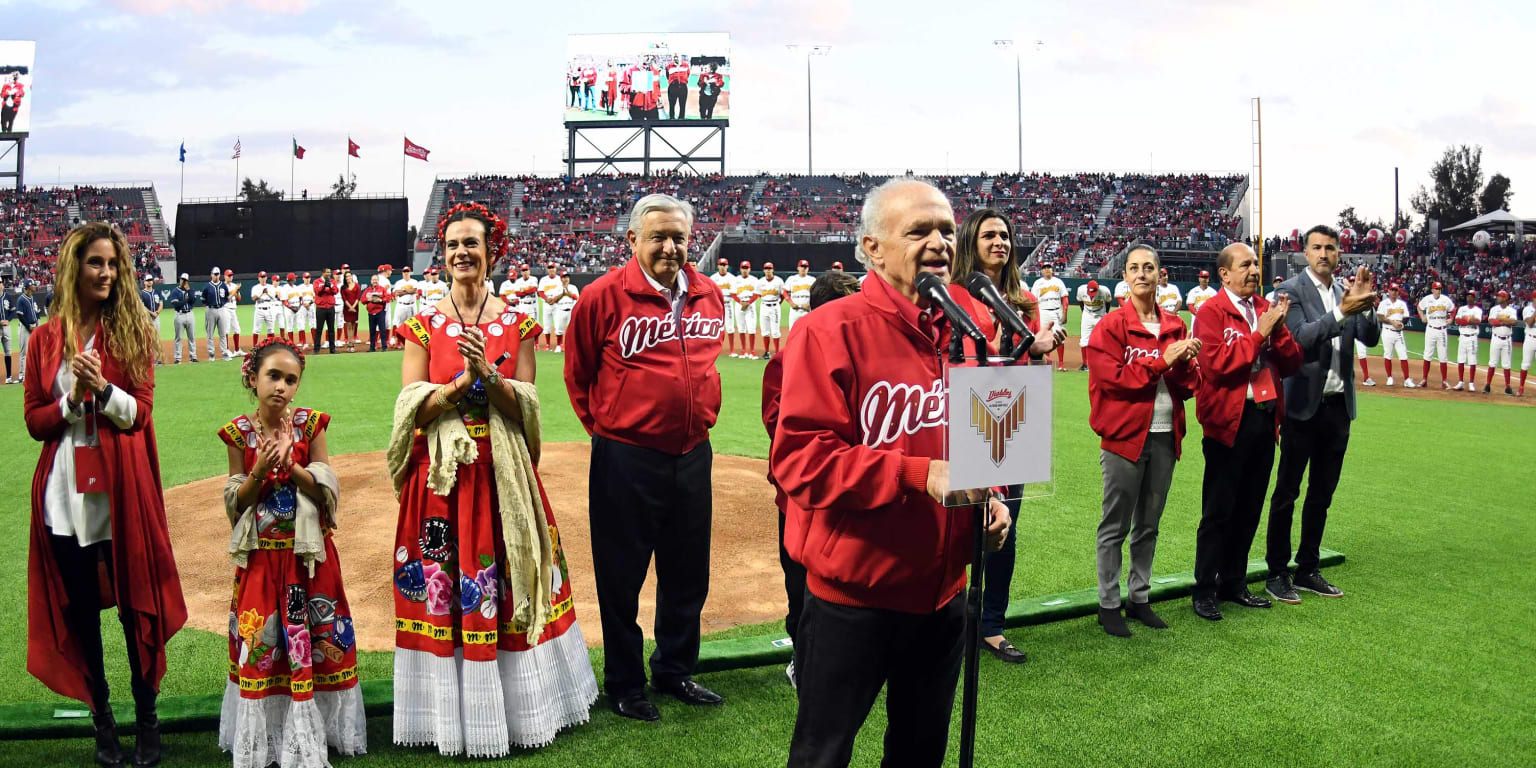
[564,257,725,456]
[1193,287,1303,446]
[1085,301,1202,462]
[312,277,338,309]
[772,271,975,615]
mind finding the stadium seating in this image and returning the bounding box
[1,185,172,286]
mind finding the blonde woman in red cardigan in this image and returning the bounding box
[23,222,186,768]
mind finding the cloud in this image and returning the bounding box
[108,0,310,13]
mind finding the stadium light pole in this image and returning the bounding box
[993,40,1022,174]
[788,45,832,175]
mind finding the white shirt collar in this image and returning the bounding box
[1306,268,1335,293]
[1223,286,1253,307]
[642,265,687,297]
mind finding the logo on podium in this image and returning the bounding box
[970,387,1027,465]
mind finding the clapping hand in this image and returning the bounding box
[1340,266,1379,315]
[1162,337,1202,366]
[1258,294,1291,337]
[70,349,107,402]
[457,326,491,379]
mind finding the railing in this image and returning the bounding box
[181,192,405,204]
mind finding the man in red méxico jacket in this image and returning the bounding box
[312,267,339,353]
[563,193,727,722]
[773,178,1009,768]
[1191,242,1302,621]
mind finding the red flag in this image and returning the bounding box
[292,138,306,159]
[404,137,430,161]
[347,138,360,157]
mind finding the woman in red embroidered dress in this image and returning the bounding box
[217,339,365,767]
[390,203,596,757]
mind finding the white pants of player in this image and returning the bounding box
[16,324,31,377]
[253,305,279,337]
[300,306,317,330]
[1079,315,1101,346]
[393,302,417,329]
[734,304,757,333]
[1381,329,1408,360]
[518,299,538,324]
[1488,336,1512,370]
[284,308,302,336]
[1039,308,1065,334]
[723,304,738,334]
[204,306,229,358]
[1423,327,1449,362]
[541,302,557,331]
[223,304,242,339]
[759,302,782,339]
[1353,339,1367,360]
[1523,337,1536,372]
[554,306,574,336]
[172,312,196,361]
[1455,333,1479,366]
[787,307,808,330]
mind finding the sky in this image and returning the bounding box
[7,0,1536,237]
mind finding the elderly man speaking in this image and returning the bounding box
[772,178,1010,768]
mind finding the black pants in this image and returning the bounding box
[0,105,15,133]
[667,82,687,119]
[315,307,337,352]
[699,93,719,120]
[980,489,1022,637]
[787,591,965,768]
[778,511,806,645]
[368,311,387,351]
[1195,402,1277,599]
[50,534,153,713]
[588,435,712,697]
[568,85,579,107]
[1267,395,1351,576]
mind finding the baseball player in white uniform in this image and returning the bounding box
[709,258,739,356]
[221,269,244,354]
[756,261,786,357]
[1155,269,1181,314]
[785,260,815,332]
[1417,281,1454,388]
[1521,290,1536,396]
[537,263,563,350]
[418,267,447,304]
[509,264,537,320]
[1484,290,1518,395]
[731,260,760,358]
[297,272,317,349]
[497,267,519,308]
[1376,284,1412,386]
[250,271,279,342]
[276,273,299,341]
[1030,264,1069,371]
[552,270,579,352]
[1265,274,1283,304]
[1185,269,1217,333]
[392,265,420,347]
[1112,279,1130,303]
[1453,289,1482,391]
[1074,279,1111,371]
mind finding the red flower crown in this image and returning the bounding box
[242,336,307,382]
[436,202,509,265]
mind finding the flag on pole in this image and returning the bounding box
[293,138,306,159]
[347,138,360,157]
[178,142,186,163]
[404,136,430,161]
[232,138,242,159]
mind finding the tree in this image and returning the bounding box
[240,177,283,201]
[1337,206,1389,233]
[1410,144,1483,230]
[327,173,358,200]
[1480,173,1513,214]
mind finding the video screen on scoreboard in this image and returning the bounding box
[0,41,35,135]
[565,33,731,125]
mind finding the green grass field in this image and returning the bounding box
[1,337,1532,767]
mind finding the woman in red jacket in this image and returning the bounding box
[1084,244,1200,636]
[24,222,186,768]
[947,207,1063,665]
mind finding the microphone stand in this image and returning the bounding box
[954,328,997,768]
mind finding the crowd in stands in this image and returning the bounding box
[1371,233,1536,308]
[1,185,170,288]
[1103,174,1244,248]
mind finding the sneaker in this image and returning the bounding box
[554,345,563,353]
[785,660,797,689]
[1293,570,1342,597]
[1386,376,1394,386]
[1265,574,1301,605]
[1078,364,1088,372]
[4,377,11,384]
[1058,365,1068,372]
[1403,379,1417,388]
[1441,381,1450,390]
[1453,381,1463,391]
[1363,378,1376,387]
[1482,384,1490,393]
[1506,387,1516,395]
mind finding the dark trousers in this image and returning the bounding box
[788,591,965,768]
[315,307,337,352]
[778,511,807,644]
[1,105,14,133]
[667,82,687,119]
[1195,402,1278,599]
[1267,395,1351,576]
[979,488,1022,637]
[588,435,712,697]
[699,93,719,119]
[50,534,153,714]
[367,310,386,351]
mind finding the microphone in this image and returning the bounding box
[914,271,986,342]
[963,272,1036,351]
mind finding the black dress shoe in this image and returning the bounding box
[1125,601,1168,629]
[1193,596,1223,621]
[1294,570,1343,597]
[93,710,125,768]
[651,677,724,706]
[1098,606,1132,637]
[133,704,161,768]
[1266,574,1301,604]
[1222,589,1273,609]
[981,637,1029,663]
[610,693,661,722]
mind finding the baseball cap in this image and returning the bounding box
[286,272,297,280]
[377,264,387,271]
[402,265,412,271]
[178,272,189,281]
[257,270,267,277]
[1273,275,1283,283]
[303,272,311,278]
[798,259,809,267]
[1390,283,1401,291]
[1159,267,1167,275]
[764,261,775,269]
[1087,280,1099,292]
[1432,281,1443,289]
[1466,288,1477,295]
[718,258,728,265]
[832,261,843,269]
[1497,289,1509,298]
[558,269,569,277]
[1198,270,1210,278]
[224,269,233,275]
[341,263,350,270]
[210,267,220,274]
[740,260,751,267]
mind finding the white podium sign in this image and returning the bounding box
[946,364,1053,491]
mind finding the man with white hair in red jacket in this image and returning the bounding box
[773,178,1010,768]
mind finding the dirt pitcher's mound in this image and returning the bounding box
[165,443,785,651]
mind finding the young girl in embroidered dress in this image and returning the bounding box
[218,338,366,768]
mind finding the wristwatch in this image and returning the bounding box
[484,369,504,388]
[96,382,115,402]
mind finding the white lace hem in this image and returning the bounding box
[393,621,598,756]
[218,682,368,767]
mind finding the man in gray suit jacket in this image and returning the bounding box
[1265,224,1380,603]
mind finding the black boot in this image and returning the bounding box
[132,701,161,768]
[93,709,126,768]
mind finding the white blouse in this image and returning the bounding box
[43,333,138,547]
[1142,321,1174,434]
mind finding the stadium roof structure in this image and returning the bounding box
[1443,208,1536,233]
